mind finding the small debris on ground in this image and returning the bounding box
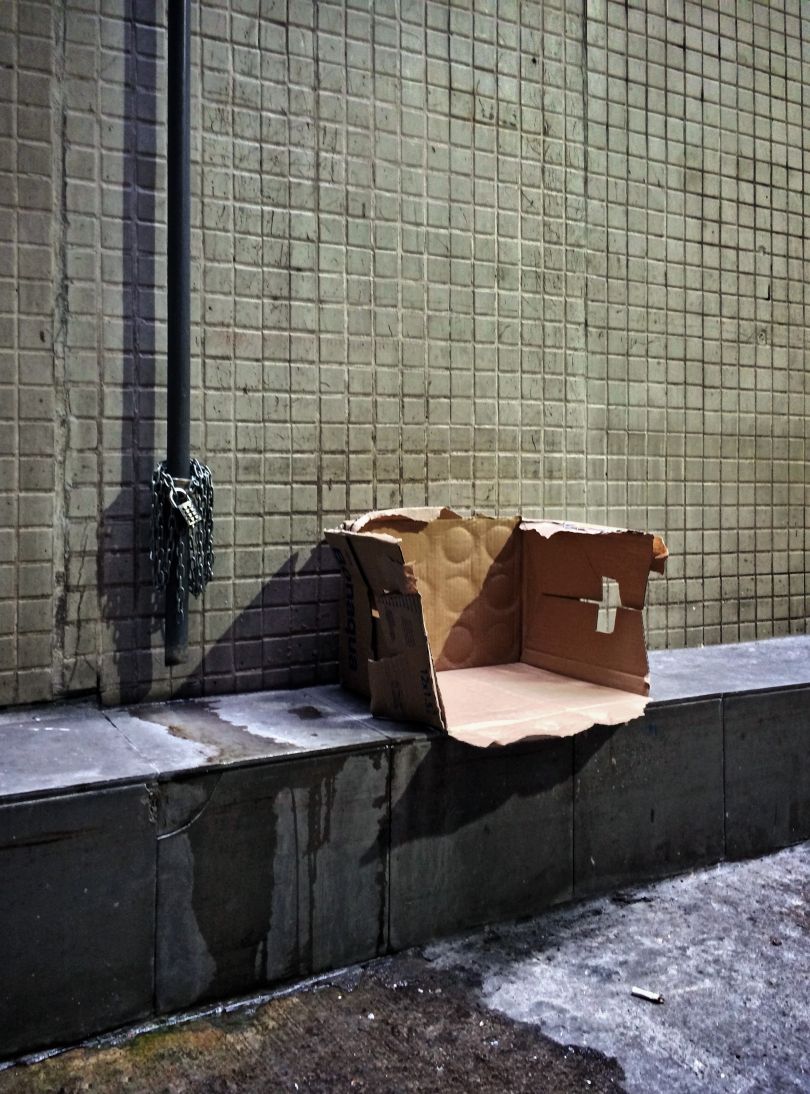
[611,891,653,906]
[630,986,664,1005]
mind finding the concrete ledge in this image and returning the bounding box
[389,734,573,949]
[1,635,809,1060]
[574,699,725,896]
[155,749,390,1014]
[0,786,155,1059]
[724,687,810,859]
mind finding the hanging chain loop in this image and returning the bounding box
[151,457,214,619]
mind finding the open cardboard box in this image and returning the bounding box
[325,509,668,747]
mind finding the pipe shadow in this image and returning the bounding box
[98,1,161,702]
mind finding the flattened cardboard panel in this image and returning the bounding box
[437,663,647,747]
[389,734,573,949]
[521,525,655,610]
[379,517,521,672]
[324,530,373,696]
[342,531,417,596]
[368,651,444,729]
[522,594,649,695]
[573,700,724,896]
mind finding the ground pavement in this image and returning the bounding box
[1,843,807,1093]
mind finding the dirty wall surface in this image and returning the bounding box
[0,0,808,707]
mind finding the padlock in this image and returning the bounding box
[170,487,202,527]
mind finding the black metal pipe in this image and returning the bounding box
[165,0,191,664]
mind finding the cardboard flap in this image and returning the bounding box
[341,530,419,596]
[387,517,522,671]
[368,592,445,729]
[520,523,655,610]
[348,506,461,533]
[324,530,374,696]
[368,652,445,729]
[521,520,665,599]
[376,592,431,659]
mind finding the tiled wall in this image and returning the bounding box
[0,0,807,708]
[0,1,57,706]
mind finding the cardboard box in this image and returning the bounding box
[325,509,668,747]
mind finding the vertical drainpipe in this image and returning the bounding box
[165,0,191,664]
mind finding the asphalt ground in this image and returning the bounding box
[1,842,807,1093]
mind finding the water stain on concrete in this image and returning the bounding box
[288,705,324,721]
[132,701,300,763]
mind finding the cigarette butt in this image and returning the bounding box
[631,986,664,1004]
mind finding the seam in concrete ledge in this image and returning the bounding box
[290,786,301,962]
[148,780,159,1015]
[157,773,223,841]
[570,736,576,902]
[100,710,162,779]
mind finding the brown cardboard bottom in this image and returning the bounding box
[436,663,648,747]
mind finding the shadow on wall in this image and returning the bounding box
[175,544,341,702]
[98,1,161,703]
[98,7,342,705]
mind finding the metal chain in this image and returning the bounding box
[151,458,214,619]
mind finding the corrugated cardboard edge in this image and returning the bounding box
[347,506,461,533]
[325,525,447,730]
[521,519,669,574]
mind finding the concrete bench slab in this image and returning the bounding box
[0,702,154,802]
[725,687,810,859]
[573,700,724,896]
[0,786,155,1059]
[389,736,573,950]
[1,635,809,1060]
